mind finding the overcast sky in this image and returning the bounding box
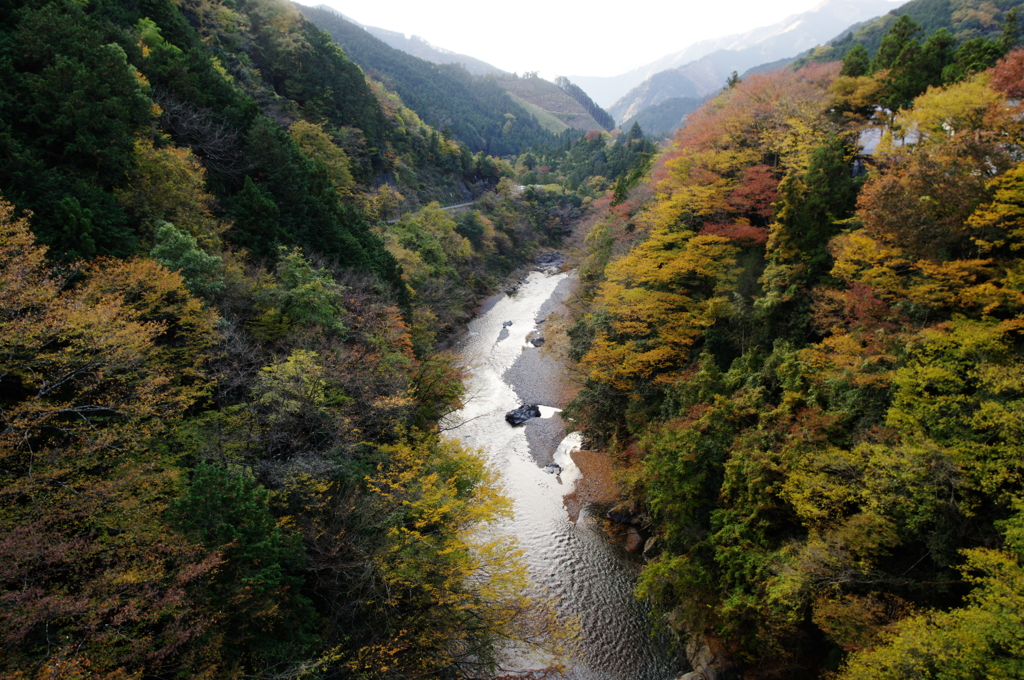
[305,0,901,78]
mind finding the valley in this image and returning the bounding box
[3,0,1024,678]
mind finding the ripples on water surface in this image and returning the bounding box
[447,269,682,680]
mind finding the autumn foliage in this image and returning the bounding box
[568,50,1024,678]
[0,0,599,673]
[0,182,550,677]
[0,201,222,674]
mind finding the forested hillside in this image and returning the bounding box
[801,0,1024,69]
[0,0,612,674]
[554,77,616,131]
[513,124,657,198]
[497,73,606,134]
[298,5,557,156]
[567,15,1024,677]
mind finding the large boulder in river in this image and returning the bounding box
[505,404,541,425]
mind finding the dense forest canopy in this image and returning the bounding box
[800,0,1024,72]
[564,11,1024,675]
[0,0,654,674]
[8,0,1024,674]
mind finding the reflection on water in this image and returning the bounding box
[446,269,682,680]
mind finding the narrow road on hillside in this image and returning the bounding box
[386,199,478,224]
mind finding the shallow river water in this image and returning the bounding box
[446,267,683,680]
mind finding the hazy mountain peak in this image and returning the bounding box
[573,0,904,108]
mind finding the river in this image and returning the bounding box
[446,264,684,680]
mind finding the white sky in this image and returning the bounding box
[307,0,899,78]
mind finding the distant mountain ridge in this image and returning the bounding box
[572,0,903,109]
[302,5,607,140]
[300,5,556,155]
[312,4,506,76]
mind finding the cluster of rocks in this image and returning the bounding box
[529,316,546,347]
[672,637,737,680]
[606,501,738,680]
[505,275,528,296]
[503,251,563,296]
[492,670,562,680]
[535,251,565,274]
[606,499,660,560]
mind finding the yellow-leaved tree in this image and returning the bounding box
[291,432,564,678]
[835,500,1024,679]
[0,198,223,675]
[117,137,227,248]
[581,230,738,391]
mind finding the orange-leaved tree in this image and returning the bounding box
[0,198,223,676]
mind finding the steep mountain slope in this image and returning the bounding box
[309,4,507,76]
[799,0,1024,65]
[496,74,605,133]
[299,5,555,155]
[555,76,616,130]
[566,47,1024,679]
[0,0,404,272]
[573,0,903,108]
[610,70,704,124]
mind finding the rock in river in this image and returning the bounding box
[505,403,541,426]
